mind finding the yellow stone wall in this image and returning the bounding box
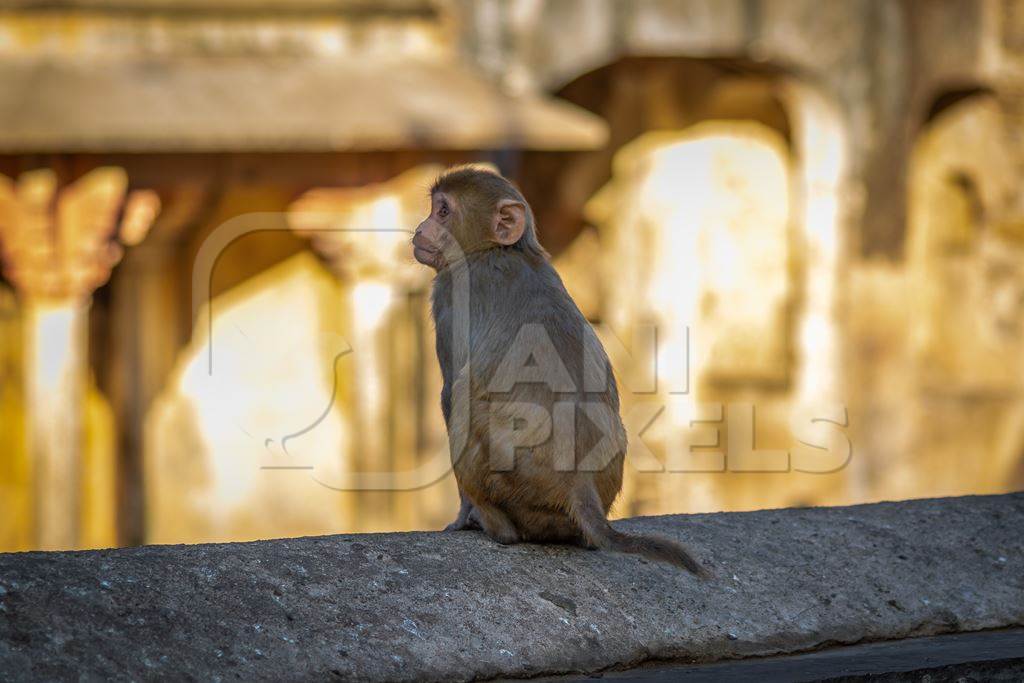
[81,383,118,550]
[582,121,852,516]
[0,287,30,551]
[846,93,1024,502]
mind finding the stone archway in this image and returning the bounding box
[893,91,1024,499]
[549,58,852,516]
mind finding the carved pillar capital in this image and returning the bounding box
[288,165,441,289]
[0,167,160,303]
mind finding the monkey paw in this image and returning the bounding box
[444,513,482,532]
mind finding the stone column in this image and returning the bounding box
[0,167,158,549]
[289,165,445,531]
[584,125,796,515]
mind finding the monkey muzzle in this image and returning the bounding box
[412,229,446,270]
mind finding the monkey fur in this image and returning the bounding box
[412,166,707,576]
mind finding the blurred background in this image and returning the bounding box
[1,0,1023,552]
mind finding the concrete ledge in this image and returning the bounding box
[1,494,1022,681]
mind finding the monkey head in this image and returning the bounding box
[412,167,547,270]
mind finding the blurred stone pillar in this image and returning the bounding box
[23,300,87,550]
[585,124,794,515]
[289,165,446,531]
[0,168,158,549]
[993,0,1024,208]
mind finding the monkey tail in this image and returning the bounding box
[570,484,710,577]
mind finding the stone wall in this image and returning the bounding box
[1,494,1021,680]
[454,0,1019,257]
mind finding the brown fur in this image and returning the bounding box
[413,166,708,576]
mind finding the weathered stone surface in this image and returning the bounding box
[1,494,1022,681]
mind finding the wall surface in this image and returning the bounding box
[0,494,1021,681]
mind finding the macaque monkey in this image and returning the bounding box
[413,166,707,575]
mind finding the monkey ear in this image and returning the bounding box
[491,199,527,246]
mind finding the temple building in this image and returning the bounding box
[2,0,1024,551]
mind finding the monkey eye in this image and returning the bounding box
[438,203,449,219]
